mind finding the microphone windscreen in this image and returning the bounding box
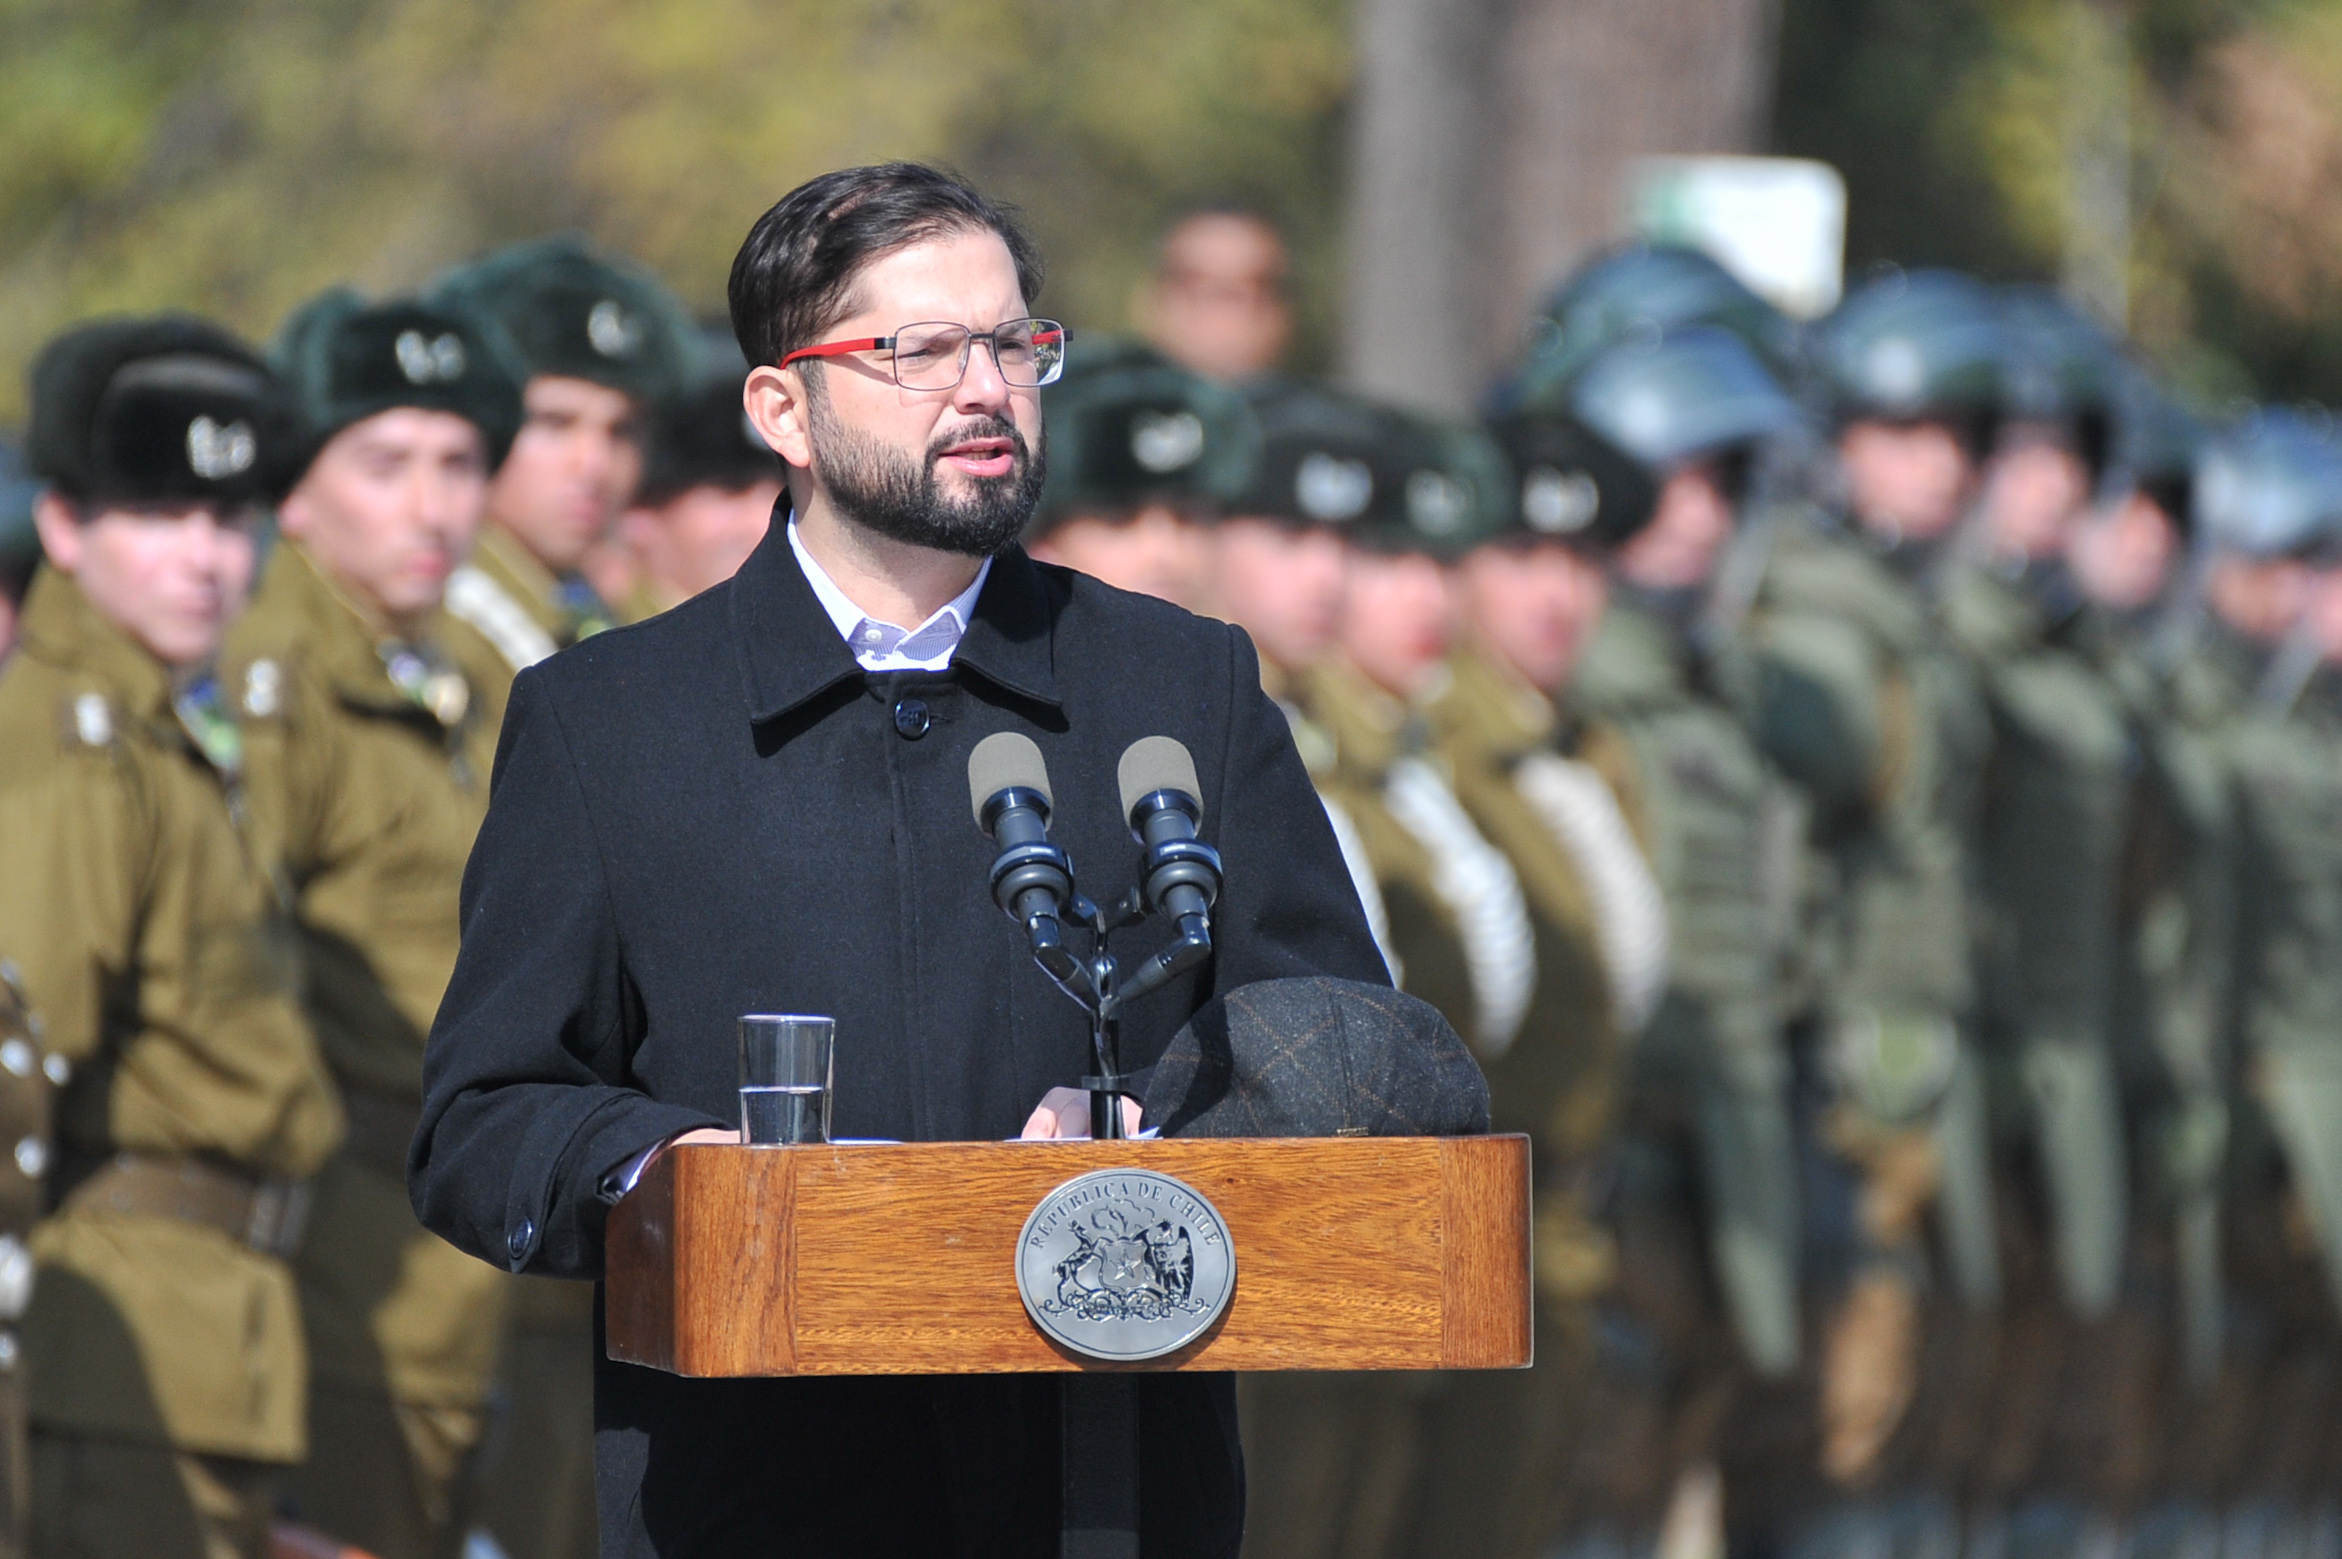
[1117,736,1203,826]
[969,731,1053,824]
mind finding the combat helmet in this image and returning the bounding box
[1507,243,1796,413]
[1810,268,2008,429]
[1560,325,1806,475]
[1998,285,2123,475]
[2194,409,2342,560]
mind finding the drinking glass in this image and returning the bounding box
[738,1015,834,1145]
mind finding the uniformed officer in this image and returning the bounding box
[1241,402,1538,1559]
[1203,375,1415,967]
[2166,413,2342,1527]
[1404,408,1672,1559]
[1921,290,2151,1553]
[609,328,782,624]
[1564,325,1808,1374]
[427,235,694,670]
[1719,273,2005,1541]
[1022,338,1256,611]
[220,289,524,1559]
[0,317,342,1559]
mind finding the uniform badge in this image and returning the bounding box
[1015,1167,1235,1361]
[243,659,283,719]
[587,299,641,359]
[1406,469,1469,535]
[394,330,468,385]
[1523,465,1600,534]
[1129,409,1205,474]
[68,693,112,748]
[186,416,256,480]
[1295,452,1372,523]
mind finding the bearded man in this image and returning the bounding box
[409,162,1386,1558]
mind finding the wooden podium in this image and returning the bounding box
[604,1134,1533,1376]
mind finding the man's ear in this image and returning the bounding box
[31,492,83,575]
[744,365,812,471]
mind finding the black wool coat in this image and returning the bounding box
[410,525,1387,1558]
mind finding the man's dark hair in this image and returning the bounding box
[728,163,1045,370]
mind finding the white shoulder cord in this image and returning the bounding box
[1383,756,1537,1057]
[446,565,558,673]
[1513,752,1672,1035]
[1318,794,1403,987]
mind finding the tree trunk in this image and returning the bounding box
[1343,0,1783,414]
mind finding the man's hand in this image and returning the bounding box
[670,1127,740,1148]
[1020,1087,1143,1140]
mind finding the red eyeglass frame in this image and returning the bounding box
[776,320,1066,385]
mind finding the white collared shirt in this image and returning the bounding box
[788,520,991,672]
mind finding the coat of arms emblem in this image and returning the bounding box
[1015,1168,1235,1361]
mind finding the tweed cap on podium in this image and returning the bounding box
[1143,976,1490,1139]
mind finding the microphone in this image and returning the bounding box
[969,732,1071,926]
[1116,737,1222,928]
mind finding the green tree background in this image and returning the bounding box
[7,0,2342,421]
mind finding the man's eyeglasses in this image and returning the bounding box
[779,318,1067,391]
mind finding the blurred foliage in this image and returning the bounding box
[0,0,1350,424]
[1775,0,2342,406]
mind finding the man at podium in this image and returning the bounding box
[410,163,1388,1556]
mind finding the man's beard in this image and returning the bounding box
[806,380,1045,558]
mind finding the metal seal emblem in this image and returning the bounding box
[1015,1167,1235,1361]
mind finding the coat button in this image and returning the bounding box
[508,1218,535,1264]
[892,698,931,739]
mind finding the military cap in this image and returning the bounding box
[271,288,528,477]
[637,328,781,507]
[428,234,695,405]
[1032,338,1258,532]
[1482,410,1659,551]
[1347,413,1512,561]
[1143,976,1491,1138]
[2194,409,2342,560]
[27,315,296,506]
[1809,268,2008,423]
[1507,242,1797,410]
[1564,325,1804,472]
[1223,375,1414,533]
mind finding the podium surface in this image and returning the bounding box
[605,1135,1530,1377]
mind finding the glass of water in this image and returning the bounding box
[738,1014,834,1145]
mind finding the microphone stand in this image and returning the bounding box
[1024,882,1214,1141]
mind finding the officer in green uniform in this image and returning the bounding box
[1241,401,1536,1559]
[2064,374,2235,1543]
[425,241,689,1559]
[1711,275,2006,1546]
[610,329,781,625]
[2163,413,2342,1530]
[221,290,524,1559]
[1934,291,2139,1535]
[427,236,694,669]
[1407,409,1672,1559]
[0,318,342,1559]
[1562,324,1808,1377]
[1022,338,1256,611]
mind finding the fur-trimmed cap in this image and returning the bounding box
[636,329,780,507]
[28,315,296,506]
[272,289,529,478]
[1030,338,1258,536]
[428,235,695,405]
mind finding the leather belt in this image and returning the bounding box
[61,1153,312,1258]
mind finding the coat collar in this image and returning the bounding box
[731,506,1062,724]
[16,567,176,724]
